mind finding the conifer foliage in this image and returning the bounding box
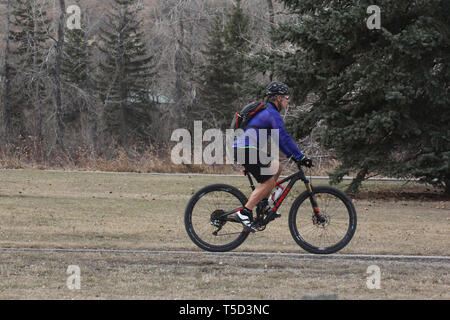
[62,5,90,89]
[9,0,49,71]
[197,0,253,129]
[7,0,50,139]
[271,0,450,192]
[61,2,98,150]
[96,0,156,146]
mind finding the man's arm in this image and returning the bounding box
[270,111,305,161]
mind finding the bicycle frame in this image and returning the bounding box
[217,166,323,223]
[246,167,322,217]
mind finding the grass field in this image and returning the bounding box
[0,169,448,299]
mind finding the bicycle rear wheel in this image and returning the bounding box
[184,184,250,252]
[288,186,357,254]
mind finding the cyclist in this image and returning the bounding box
[233,81,312,232]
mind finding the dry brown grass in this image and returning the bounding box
[0,169,448,254]
[0,136,338,176]
[0,169,448,299]
[0,251,448,300]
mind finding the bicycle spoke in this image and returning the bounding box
[292,189,353,251]
[189,189,245,248]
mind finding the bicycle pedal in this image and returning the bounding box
[251,220,265,232]
[255,224,266,232]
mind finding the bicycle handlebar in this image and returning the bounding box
[294,159,314,170]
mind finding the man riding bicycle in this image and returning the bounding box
[233,81,313,232]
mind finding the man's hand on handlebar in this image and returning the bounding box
[296,156,313,168]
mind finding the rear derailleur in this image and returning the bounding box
[210,210,227,235]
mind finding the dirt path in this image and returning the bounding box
[0,248,448,299]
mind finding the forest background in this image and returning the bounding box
[0,0,448,194]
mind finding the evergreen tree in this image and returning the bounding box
[1,0,13,142]
[269,0,450,193]
[7,0,50,139]
[62,3,99,151]
[63,9,90,89]
[223,0,253,103]
[9,0,49,71]
[197,1,253,130]
[96,0,156,147]
[197,16,237,129]
[62,2,92,122]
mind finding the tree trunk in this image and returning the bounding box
[444,177,450,195]
[266,0,275,25]
[266,0,275,81]
[84,5,98,155]
[188,0,197,108]
[347,167,368,194]
[54,0,66,151]
[174,10,185,128]
[120,80,128,147]
[32,2,43,143]
[2,0,12,143]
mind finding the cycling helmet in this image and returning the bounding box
[265,81,292,97]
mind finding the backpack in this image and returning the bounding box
[230,102,267,130]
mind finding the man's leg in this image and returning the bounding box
[245,159,282,210]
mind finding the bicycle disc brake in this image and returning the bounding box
[312,213,329,228]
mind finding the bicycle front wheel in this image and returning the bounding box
[288,186,357,254]
[184,184,250,252]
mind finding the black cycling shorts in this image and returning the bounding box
[233,147,274,183]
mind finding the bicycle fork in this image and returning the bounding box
[305,182,326,225]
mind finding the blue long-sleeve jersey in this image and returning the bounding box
[233,102,305,160]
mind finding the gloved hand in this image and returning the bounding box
[297,156,313,168]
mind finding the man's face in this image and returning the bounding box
[277,95,290,110]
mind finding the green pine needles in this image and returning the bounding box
[96,0,156,146]
[269,0,450,193]
[197,0,253,130]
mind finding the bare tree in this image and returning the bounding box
[53,0,66,150]
[0,0,282,162]
[30,0,49,143]
[167,0,211,130]
[173,2,185,128]
[84,5,98,154]
[2,0,12,143]
[266,0,274,25]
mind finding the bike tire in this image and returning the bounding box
[184,184,250,252]
[288,186,357,254]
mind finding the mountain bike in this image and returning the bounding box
[184,162,357,254]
